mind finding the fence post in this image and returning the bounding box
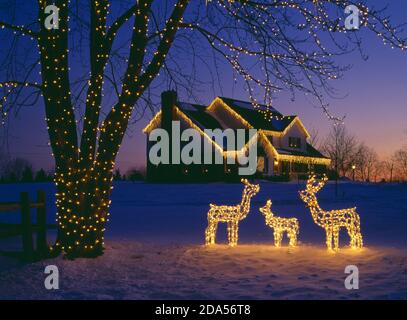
[36,190,47,257]
[20,192,34,261]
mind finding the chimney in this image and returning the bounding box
[161,90,177,133]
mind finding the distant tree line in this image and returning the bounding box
[0,158,54,183]
[0,157,146,184]
[1,146,406,184]
[319,125,407,183]
[113,168,145,182]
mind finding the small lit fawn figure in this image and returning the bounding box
[205,179,260,246]
[259,200,299,247]
[299,174,363,251]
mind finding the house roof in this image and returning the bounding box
[219,97,295,132]
[177,97,297,133]
[177,102,223,130]
[177,102,254,150]
[276,143,329,160]
[218,97,295,132]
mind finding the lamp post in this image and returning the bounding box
[352,164,356,181]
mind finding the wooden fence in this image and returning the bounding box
[0,190,56,261]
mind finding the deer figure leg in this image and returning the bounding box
[211,222,218,244]
[274,230,282,247]
[205,220,210,245]
[333,227,340,251]
[205,217,217,245]
[288,230,297,247]
[357,232,363,248]
[353,219,363,248]
[227,221,233,246]
[325,228,333,251]
[347,226,356,248]
[356,227,363,248]
[348,226,363,249]
[232,221,239,246]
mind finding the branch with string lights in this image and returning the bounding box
[0,21,38,38]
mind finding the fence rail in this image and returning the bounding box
[0,202,45,212]
[0,190,55,261]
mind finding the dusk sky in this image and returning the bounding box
[2,0,407,173]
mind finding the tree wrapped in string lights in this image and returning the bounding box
[299,175,363,251]
[0,1,405,257]
[259,200,299,247]
[205,179,259,246]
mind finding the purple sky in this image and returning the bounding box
[3,0,407,173]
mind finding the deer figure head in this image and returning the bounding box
[240,178,260,215]
[299,174,328,207]
[241,178,260,194]
[259,199,274,219]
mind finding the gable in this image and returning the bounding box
[280,117,310,139]
[207,97,308,138]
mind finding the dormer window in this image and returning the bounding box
[289,137,301,149]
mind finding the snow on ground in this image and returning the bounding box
[0,181,407,299]
[1,243,407,299]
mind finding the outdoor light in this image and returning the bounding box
[259,200,299,247]
[299,175,363,251]
[205,179,259,246]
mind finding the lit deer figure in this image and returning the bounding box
[205,179,260,246]
[259,200,299,247]
[299,174,363,251]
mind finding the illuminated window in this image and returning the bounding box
[289,137,301,149]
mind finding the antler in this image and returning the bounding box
[306,174,327,193]
[314,175,328,193]
[241,178,249,185]
[306,174,317,190]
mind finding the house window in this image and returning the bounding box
[289,137,301,149]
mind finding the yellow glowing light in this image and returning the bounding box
[299,174,363,251]
[205,179,260,246]
[259,200,299,247]
[143,97,330,168]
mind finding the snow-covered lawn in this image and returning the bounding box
[0,181,406,299]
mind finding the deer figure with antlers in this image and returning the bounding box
[260,200,299,247]
[299,174,363,251]
[205,179,260,246]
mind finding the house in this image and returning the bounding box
[143,91,330,181]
